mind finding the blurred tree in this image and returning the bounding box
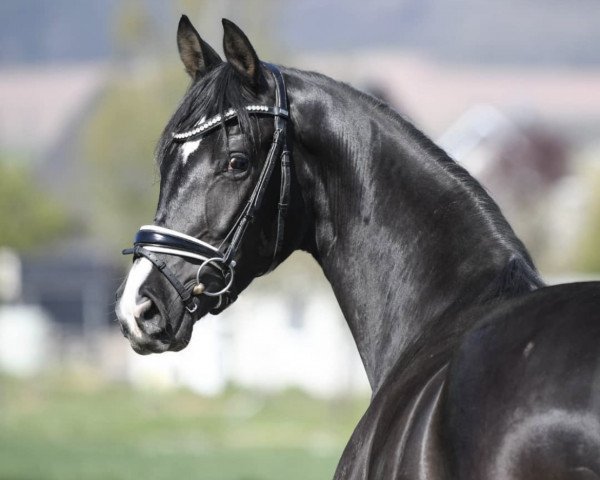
[112,0,159,61]
[0,157,70,251]
[576,157,600,273]
[175,0,282,62]
[81,65,187,252]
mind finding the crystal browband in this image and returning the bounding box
[172,105,289,140]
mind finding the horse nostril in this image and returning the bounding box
[133,297,153,320]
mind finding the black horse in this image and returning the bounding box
[116,17,600,479]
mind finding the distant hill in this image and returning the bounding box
[282,0,600,66]
[0,0,169,65]
[2,0,600,66]
[0,0,116,64]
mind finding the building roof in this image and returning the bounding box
[295,52,600,137]
[0,63,106,157]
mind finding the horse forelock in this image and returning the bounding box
[155,63,264,171]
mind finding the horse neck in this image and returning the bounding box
[287,70,542,392]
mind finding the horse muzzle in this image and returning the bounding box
[115,276,201,354]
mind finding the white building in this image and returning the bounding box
[125,288,370,398]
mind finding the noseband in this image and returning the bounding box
[123,63,291,314]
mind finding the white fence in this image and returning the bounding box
[126,292,370,398]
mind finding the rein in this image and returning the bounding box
[123,63,290,314]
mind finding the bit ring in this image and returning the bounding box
[195,257,234,297]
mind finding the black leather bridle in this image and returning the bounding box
[123,63,291,314]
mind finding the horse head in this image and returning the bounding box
[115,17,306,354]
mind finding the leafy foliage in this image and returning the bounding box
[576,157,600,273]
[0,158,69,251]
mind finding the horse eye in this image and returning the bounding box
[228,155,249,172]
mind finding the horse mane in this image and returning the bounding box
[287,68,544,298]
[156,63,263,168]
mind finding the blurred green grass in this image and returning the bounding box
[0,372,368,480]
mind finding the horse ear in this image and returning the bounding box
[177,15,222,79]
[222,18,263,88]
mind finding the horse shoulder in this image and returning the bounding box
[445,281,600,479]
[335,363,452,479]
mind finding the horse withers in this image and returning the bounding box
[115,16,600,479]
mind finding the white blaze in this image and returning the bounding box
[117,258,153,339]
[180,115,205,165]
[180,139,201,165]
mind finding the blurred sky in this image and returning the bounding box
[2,0,600,66]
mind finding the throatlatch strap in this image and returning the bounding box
[266,63,290,270]
[269,149,291,271]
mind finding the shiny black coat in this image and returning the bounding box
[117,18,600,479]
[281,69,600,479]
